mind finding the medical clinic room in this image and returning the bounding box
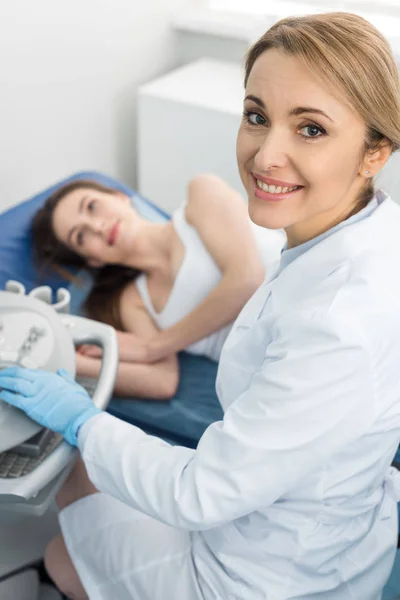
[2,0,400,598]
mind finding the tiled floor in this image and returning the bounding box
[39,583,62,599]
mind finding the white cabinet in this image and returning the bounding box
[137,58,400,211]
[137,59,245,212]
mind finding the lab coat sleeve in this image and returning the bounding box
[78,309,376,530]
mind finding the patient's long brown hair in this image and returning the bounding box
[31,179,141,330]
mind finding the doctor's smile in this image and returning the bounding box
[252,174,305,202]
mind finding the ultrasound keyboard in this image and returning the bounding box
[0,377,98,479]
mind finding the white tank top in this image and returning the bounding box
[135,203,285,361]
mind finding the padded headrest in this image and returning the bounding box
[0,171,168,299]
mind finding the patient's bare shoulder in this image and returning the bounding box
[184,173,247,229]
[119,280,144,309]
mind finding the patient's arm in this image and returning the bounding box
[78,331,146,362]
[131,175,266,363]
[77,294,179,399]
[75,352,179,399]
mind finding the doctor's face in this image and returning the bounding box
[237,49,369,247]
[52,187,139,268]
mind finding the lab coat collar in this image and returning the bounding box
[268,191,399,311]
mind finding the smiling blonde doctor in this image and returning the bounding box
[1,11,400,600]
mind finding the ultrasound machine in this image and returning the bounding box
[0,280,118,599]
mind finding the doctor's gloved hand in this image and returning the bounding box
[0,367,101,447]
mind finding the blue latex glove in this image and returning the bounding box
[0,366,101,446]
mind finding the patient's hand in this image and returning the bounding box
[117,331,151,363]
[75,350,96,374]
[77,332,152,363]
[77,344,102,359]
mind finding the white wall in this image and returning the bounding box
[0,0,190,211]
[2,2,399,211]
[176,29,248,64]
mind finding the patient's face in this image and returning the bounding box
[236,49,371,247]
[52,187,140,267]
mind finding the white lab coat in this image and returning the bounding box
[79,194,400,599]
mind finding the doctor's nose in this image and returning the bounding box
[253,129,288,173]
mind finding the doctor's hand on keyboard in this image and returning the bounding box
[0,367,101,447]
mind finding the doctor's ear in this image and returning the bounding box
[360,139,392,178]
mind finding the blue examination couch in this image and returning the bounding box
[0,171,398,598]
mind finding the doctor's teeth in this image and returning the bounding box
[256,180,299,194]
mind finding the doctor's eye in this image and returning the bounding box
[243,110,266,126]
[298,123,327,141]
[87,200,97,212]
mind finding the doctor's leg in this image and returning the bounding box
[55,454,98,509]
[45,535,88,600]
[45,456,97,599]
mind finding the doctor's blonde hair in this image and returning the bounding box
[245,12,400,203]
